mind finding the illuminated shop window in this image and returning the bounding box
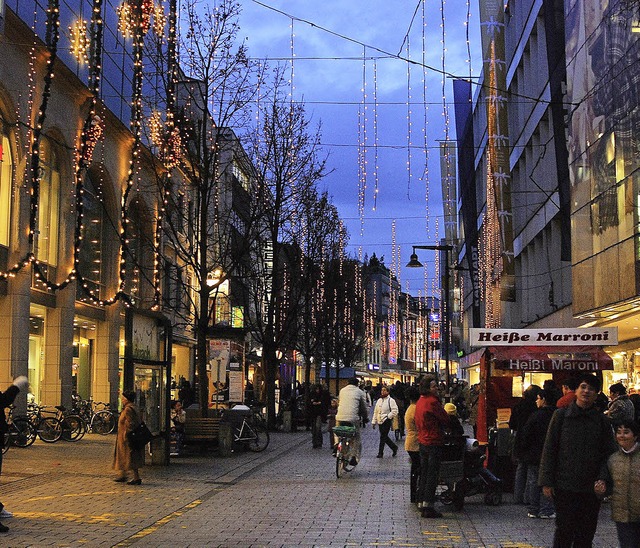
[0,125,12,247]
[36,137,60,266]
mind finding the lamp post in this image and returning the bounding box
[407,244,453,392]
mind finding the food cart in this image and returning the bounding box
[470,327,618,444]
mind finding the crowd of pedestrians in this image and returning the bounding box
[510,374,640,548]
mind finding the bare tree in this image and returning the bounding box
[143,0,267,415]
[242,74,328,427]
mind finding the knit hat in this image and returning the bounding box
[444,403,457,416]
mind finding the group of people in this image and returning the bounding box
[510,374,640,548]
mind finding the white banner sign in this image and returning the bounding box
[469,327,618,346]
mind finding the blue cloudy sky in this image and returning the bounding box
[236,0,482,294]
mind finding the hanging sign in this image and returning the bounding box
[470,327,618,346]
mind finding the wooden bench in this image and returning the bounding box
[183,417,221,447]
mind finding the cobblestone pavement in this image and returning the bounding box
[0,424,616,547]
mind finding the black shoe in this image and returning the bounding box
[127,479,142,485]
[114,477,128,483]
[421,507,443,518]
[0,522,8,533]
[349,457,358,466]
[376,454,383,458]
[392,447,398,457]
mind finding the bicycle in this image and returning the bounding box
[27,403,63,443]
[232,414,269,452]
[333,424,359,478]
[27,403,85,442]
[71,395,117,435]
[3,407,36,453]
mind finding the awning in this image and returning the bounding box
[488,345,613,372]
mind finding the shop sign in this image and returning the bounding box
[489,346,614,371]
[470,327,617,346]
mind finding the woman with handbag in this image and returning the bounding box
[113,390,144,485]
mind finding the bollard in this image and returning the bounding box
[282,410,292,432]
[150,435,168,465]
[218,421,233,457]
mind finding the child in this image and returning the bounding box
[444,402,464,436]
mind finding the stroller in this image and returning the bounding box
[438,436,503,510]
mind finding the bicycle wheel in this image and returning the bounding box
[336,453,345,478]
[38,417,63,443]
[246,422,269,452]
[61,415,86,441]
[92,410,116,435]
[12,417,37,447]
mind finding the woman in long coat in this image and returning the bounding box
[113,390,144,485]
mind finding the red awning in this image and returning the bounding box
[488,345,613,372]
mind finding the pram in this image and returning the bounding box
[438,435,503,510]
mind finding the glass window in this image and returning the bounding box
[77,175,105,301]
[0,125,12,246]
[36,138,60,266]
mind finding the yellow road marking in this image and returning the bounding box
[112,500,202,547]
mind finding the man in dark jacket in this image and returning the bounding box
[520,389,556,519]
[539,373,617,547]
[509,384,542,504]
[414,375,450,518]
[0,376,29,533]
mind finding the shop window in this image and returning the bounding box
[28,305,46,403]
[0,124,13,248]
[35,137,60,266]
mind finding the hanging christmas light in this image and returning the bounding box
[82,114,104,165]
[153,2,166,36]
[69,18,90,64]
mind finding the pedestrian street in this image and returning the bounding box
[0,425,616,547]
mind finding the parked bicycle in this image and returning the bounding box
[71,395,117,435]
[27,403,85,442]
[232,412,269,452]
[333,424,358,478]
[2,406,36,453]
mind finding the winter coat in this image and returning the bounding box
[414,393,450,447]
[556,390,575,409]
[404,403,419,452]
[0,385,20,435]
[113,402,145,472]
[606,395,636,423]
[538,403,617,493]
[603,443,640,523]
[518,406,554,465]
[372,395,398,425]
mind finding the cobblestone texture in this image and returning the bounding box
[0,425,617,547]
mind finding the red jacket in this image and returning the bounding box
[556,390,575,409]
[414,393,450,446]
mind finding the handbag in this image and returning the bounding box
[127,421,153,449]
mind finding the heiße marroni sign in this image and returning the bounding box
[469,327,618,346]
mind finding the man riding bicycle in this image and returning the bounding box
[335,377,369,465]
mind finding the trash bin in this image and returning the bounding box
[221,405,252,454]
[487,427,515,492]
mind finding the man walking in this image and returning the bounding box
[539,373,617,547]
[372,385,399,458]
[415,375,450,518]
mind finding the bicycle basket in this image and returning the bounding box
[333,425,357,438]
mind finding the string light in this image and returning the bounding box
[406,36,412,197]
[69,18,90,64]
[372,59,379,211]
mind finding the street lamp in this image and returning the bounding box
[407,244,453,392]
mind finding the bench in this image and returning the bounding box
[183,417,221,448]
